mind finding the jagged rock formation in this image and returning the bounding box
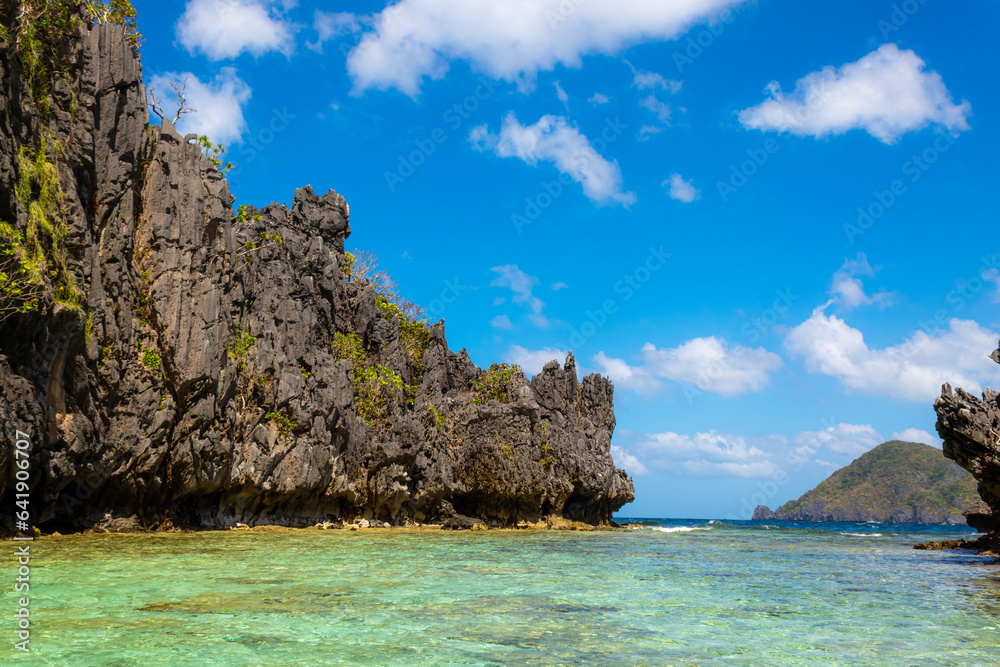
[754,441,978,524]
[0,5,633,532]
[934,343,1000,537]
[962,501,995,534]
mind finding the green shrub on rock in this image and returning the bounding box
[471,364,523,404]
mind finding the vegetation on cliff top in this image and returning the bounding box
[776,441,978,521]
[0,0,141,322]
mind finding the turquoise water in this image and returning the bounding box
[2,519,999,665]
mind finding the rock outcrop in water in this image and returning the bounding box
[753,441,977,524]
[0,4,633,533]
[933,341,1000,550]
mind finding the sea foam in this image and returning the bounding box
[652,525,714,533]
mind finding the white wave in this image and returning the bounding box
[840,532,883,537]
[653,525,714,533]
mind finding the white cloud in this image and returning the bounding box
[664,173,699,203]
[528,314,551,329]
[589,93,611,105]
[640,94,672,124]
[633,431,777,478]
[615,421,927,481]
[505,345,568,376]
[491,314,512,330]
[611,446,649,476]
[148,69,251,145]
[831,253,892,309]
[592,352,664,395]
[792,423,884,461]
[785,306,1000,402]
[638,125,663,140]
[554,80,569,104]
[471,113,635,206]
[892,428,941,447]
[551,282,569,291]
[738,44,971,144]
[176,0,294,60]
[345,0,749,95]
[633,69,681,93]
[307,11,363,53]
[490,265,544,315]
[641,337,784,396]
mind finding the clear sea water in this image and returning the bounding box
[2,519,999,665]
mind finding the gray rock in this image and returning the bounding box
[935,371,1000,532]
[0,12,633,534]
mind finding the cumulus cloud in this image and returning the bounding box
[551,282,569,291]
[831,253,892,309]
[505,345,569,376]
[640,94,672,124]
[589,93,611,105]
[641,337,784,396]
[307,11,363,53]
[491,314,512,330]
[554,80,569,104]
[785,306,1000,402]
[471,113,635,206]
[592,352,664,395]
[614,421,929,481]
[638,125,663,141]
[176,0,294,60]
[148,69,251,145]
[664,173,699,203]
[892,428,941,447]
[633,69,682,93]
[611,445,649,476]
[345,0,748,95]
[792,423,884,461]
[631,431,777,478]
[738,44,971,143]
[490,265,544,315]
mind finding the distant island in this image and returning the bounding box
[753,441,979,524]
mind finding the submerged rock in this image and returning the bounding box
[0,6,632,534]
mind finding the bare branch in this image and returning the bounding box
[397,297,426,321]
[147,86,165,121]
[169,76,197,123]
[348,249,398,300]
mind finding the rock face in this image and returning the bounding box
[751,505,775,521]
[934,343,1000,534]
[962,502,995,534]
[0,7,633,532]
[756,441,978,524]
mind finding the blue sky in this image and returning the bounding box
[132,0,1000,519]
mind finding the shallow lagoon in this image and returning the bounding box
[3,520,999,665]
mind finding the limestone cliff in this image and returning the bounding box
[0,3,633,532]
[934,345,1000,532]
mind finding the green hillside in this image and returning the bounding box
[773,441,979,524]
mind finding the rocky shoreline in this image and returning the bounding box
[913,534,1000,557]
[15,512,617,538]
